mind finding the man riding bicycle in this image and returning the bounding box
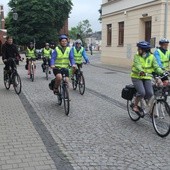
[154,38,170,85]
[70,39,89,78]
[50,35,76,94]
[131,41,164,113]
[2,36,20,74]
[25,42,36,75]
[41,43,52,73]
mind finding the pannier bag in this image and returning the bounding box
[49,79,55,90]
[121,84,136,100]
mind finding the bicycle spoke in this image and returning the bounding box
[13,73,22,95]
[79,73,85,95]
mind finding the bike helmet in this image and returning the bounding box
[159,38,169,44]
[45,43,49,46]
[75,39,82,45]
[59,34,68,41]
[137,41,151,49]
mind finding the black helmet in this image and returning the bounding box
[59,34,68,41]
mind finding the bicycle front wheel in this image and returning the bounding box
[4,73,10,90]
[78,73,85,95]
[30,64,34,82]
[45,66,49,80]
[57,85,62,105]
[72,74,77,90]
[152,99,170,137]
[63,85,70,115]
[127,97,140,121]
[13,73,22,95]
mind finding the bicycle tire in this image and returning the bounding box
[63,85,70,115]
[45,65,49,80]
[4,73,10,90]
[71,74,77,90]
[31,64,34,82]
[152,99,170,137]
[13,73,22,95]
[127,97,140,121]
[78,73,85,95]
[57,85,62,105]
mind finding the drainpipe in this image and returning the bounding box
[164,0,168,38]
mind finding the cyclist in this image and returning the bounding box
[70,39,89,78]
[25,42,36,75]
[50,34,76,94]
[41,43,52,73]
[2,36,20,74]
[131,41,164,113]
[153,38,170,85]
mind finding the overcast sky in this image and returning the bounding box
[1,0,102,32]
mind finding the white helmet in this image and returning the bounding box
[75,39,82,45]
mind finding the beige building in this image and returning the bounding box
[101,0,170,68]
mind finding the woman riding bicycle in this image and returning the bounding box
[131,41,164,113]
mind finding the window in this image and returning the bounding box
[118,22,124,46]
[107,24,112,46]
[145,21,151,42]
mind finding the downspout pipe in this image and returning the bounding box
[164,0,168,38]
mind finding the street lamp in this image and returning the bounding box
[12,8,18,44]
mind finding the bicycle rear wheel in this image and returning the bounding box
[152,99,170,137]
[45,65,49,80]
[78,73,85,95]
[127,97,140,121]
[4,73,10,90]
[72,74,77,90]
[63,85,70,115]
[13,73,22,95]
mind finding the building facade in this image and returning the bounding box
[101,0,170,68]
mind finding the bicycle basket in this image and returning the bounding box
[49,79,55,90]
[121,84,136,100]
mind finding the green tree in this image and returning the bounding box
[69,19,92,46]
[6,0,72,47]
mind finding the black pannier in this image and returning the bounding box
[49,79,55,90]
[121,84,136,100]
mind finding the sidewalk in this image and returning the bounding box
[0,63,68,170]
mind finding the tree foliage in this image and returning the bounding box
[69,19,93,46]
[5,0,72,47]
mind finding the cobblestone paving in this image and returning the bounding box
[0,53,170,170]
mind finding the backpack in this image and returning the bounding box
[121,84,136,100]
[49,79,55,90]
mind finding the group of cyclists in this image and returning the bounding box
[130,38,170,113]
[1,34,90,95]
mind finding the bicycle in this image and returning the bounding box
[28,59,36,82]
[53,69,70,115]
[3,58,22,95]
[122,74,170,137]
[43,57,50,80]
[71,63,86,95]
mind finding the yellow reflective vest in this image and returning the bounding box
[157,49,170,70]
[73,47,83,64]
[55,47,70,68]
[131,53,163,80]
[43,48,51,58]
[26,48,36,59]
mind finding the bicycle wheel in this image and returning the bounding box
[63,85,70,115]
[4,73,10,90]
[78,73,85,95]
[45,65,49,80]
[30,64,34,82]
[72,74,77,90]
[127,97,140,121]
[152,99,170,137]
[57,85,62,105]
[13,73,22,95]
